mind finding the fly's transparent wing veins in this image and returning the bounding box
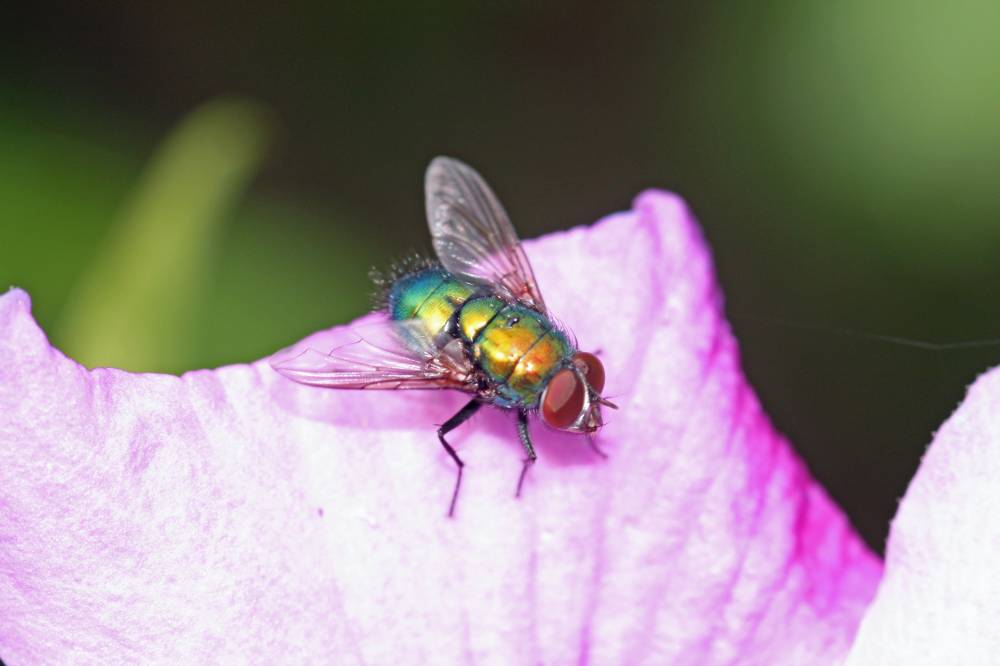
[270,318,475,391]
[425,156,547,312]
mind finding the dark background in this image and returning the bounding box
[2,3,998,553]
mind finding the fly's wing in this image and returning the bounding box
[270,318,476,391]
[425,156,547,313]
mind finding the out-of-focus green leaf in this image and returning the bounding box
[0,95,141,330]
[56,98,271,373]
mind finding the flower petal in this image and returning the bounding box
[845,366,1000,664]
[0,191,880,664]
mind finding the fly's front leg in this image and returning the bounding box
[586,433,608,459]
[515,409,537,499]
[438,398,482,518]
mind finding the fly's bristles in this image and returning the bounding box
[370,251,441,311]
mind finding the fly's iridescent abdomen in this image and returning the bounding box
[389,267,573,409]
[387,267,475,337]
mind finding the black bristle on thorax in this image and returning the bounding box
[369,251,442,311]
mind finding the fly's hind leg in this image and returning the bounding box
[515,410,537,499]
[438,398,482,518]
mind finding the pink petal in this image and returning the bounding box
[845,366,1000,664]
[0,191,880,664]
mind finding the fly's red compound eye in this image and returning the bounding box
[541,368,586,430]
[573,351,605,394]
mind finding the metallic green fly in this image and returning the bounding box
[272,157,615,515]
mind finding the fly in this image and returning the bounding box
[272,157,616,516]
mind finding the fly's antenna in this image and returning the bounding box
[596,395,618,410]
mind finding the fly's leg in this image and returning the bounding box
[515,410,537,499]
[438,398,482,518]
[586,433,608,459]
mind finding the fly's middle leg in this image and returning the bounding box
[515,409,537,499]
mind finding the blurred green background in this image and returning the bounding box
[2,3,998,552]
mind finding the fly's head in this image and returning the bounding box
[539,351,616,434]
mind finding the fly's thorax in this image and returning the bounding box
[472,303,547,382]
[388,268,475,340]
[462,300,573,407]
[500,328,572,406]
